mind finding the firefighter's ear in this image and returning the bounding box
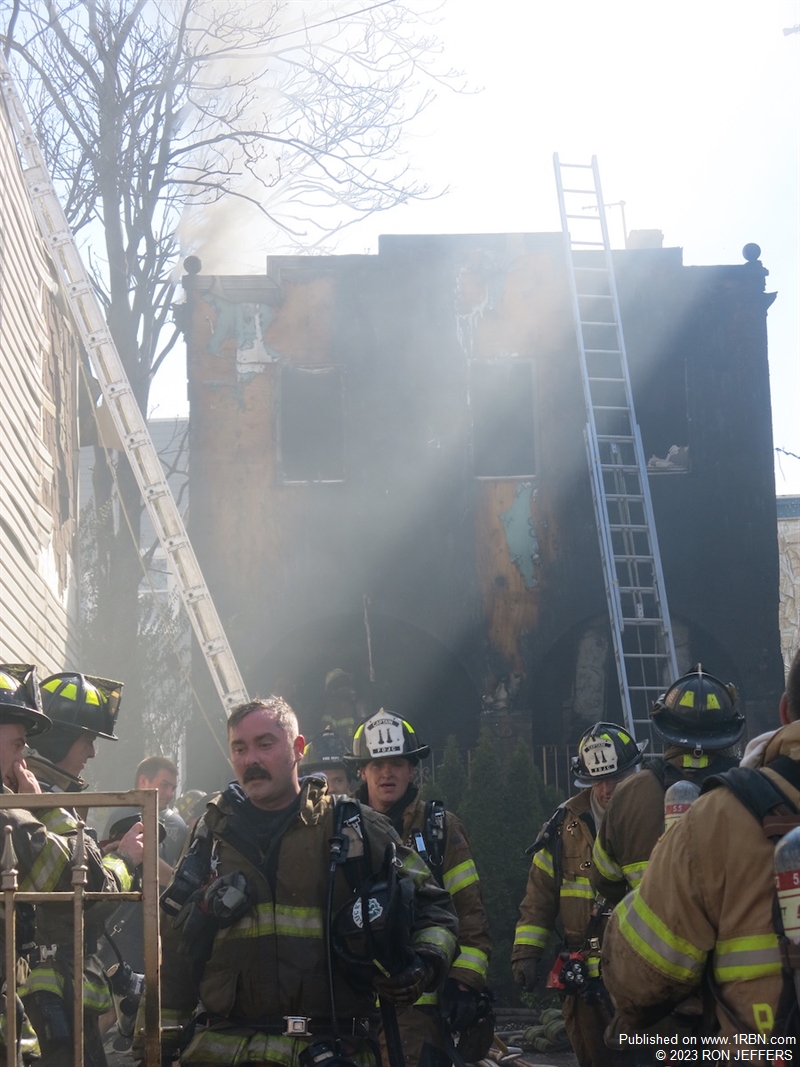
[779,692,792,726]
[293,734,305,763]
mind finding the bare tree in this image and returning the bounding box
[2,0,456,733]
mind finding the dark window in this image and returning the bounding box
[279,365,344,482]
[470,360,536,477]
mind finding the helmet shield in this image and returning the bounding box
[40,673,122,741]
[571,721,647,787]
[0,664,52,737]
[346,710,430,766]
[650,666,744,750]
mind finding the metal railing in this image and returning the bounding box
[0,790,161,1067]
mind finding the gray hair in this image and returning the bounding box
[227,696,299,743]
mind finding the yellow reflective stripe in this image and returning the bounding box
[39,807,77,836]
[399,850,435,888]
[413,924,458,962]
[275,905,324,938]
[561,877,594,899]
[103,853,134,892]
[514,924,549,949]
[415,992,439,1005]
[22,832,71,892]
[161,1007,192,1027]
[20,966,65,998]
[20,966,112,1013]
[713,934,781,982]
[587,956,601,978]
[592,839,624,882]
[443,859,479,895]
[616,890,705,983]
[621,860,649,887]
[533,850,554,877]
[453,945,489,979]
[224,903,323,940]
[183,1030,334,1067]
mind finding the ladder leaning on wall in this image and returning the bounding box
[0,52,248,720]
[553,154,678,745]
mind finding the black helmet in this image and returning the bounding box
[300,725,351,773]
[40,673,122,741]
[0,664,52,737]
[650,665,743,750]
[346,710,430,766]
[571,722,647,787]
[174,790,209,824]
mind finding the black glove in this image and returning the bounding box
[512,957,539,990]
[199,872,250,926]
[374,951,432,1006]
[440,978,482,1033]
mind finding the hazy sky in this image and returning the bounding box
[150,0,800,493]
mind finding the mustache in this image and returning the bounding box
[244,765,272,783]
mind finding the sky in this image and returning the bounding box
[149,0,800,494]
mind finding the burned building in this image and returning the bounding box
[183,233,783,778]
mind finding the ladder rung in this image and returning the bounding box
[623,653,673,660]
[607,494,644,502]
[610,524,651,532]
[601,465,640,473]
[597,434,635,442]
[593,405,630,412]
[582,321,616,327]
[566,213,599,220]
[571,240,604,247]
[621,618,663,625]
[589,377,626,384]
[584,348,621,354]
[562,187,596,194]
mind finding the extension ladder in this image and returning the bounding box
[0,54,248,718]
[553,154,678,743]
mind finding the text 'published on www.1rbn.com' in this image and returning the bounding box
[616,1033,797,1061]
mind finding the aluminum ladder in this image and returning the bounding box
[553,154,678,743]
[0,54,248,719]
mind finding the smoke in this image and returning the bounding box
[175,0,439,274]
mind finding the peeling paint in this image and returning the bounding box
[500,482,540,588]
[206,297,282,369]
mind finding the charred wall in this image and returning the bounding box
[184,234,782,781]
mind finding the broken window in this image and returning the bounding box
[279,365,345,483]
[469,359,536,478]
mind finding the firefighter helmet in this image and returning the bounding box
[0,664,51,736]
[300,725,351,773]
[650,665,743,750]
[346,710,430,766]
[571,722,647,787]
[40,672,122,741]
[174,790,209,824]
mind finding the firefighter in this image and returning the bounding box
[347,709,493,1067]
[602,647,800,1043]
[0,665,143,1067]
[26,671,121,802]
[512,722,645,1067]
[158,696,458,1067]
[17,672,144,1067]
[590,665,744,905]
[300,724,353,795]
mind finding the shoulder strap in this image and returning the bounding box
[702,765,800,839]
[419,800,446,887]
[332,796,371,891]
